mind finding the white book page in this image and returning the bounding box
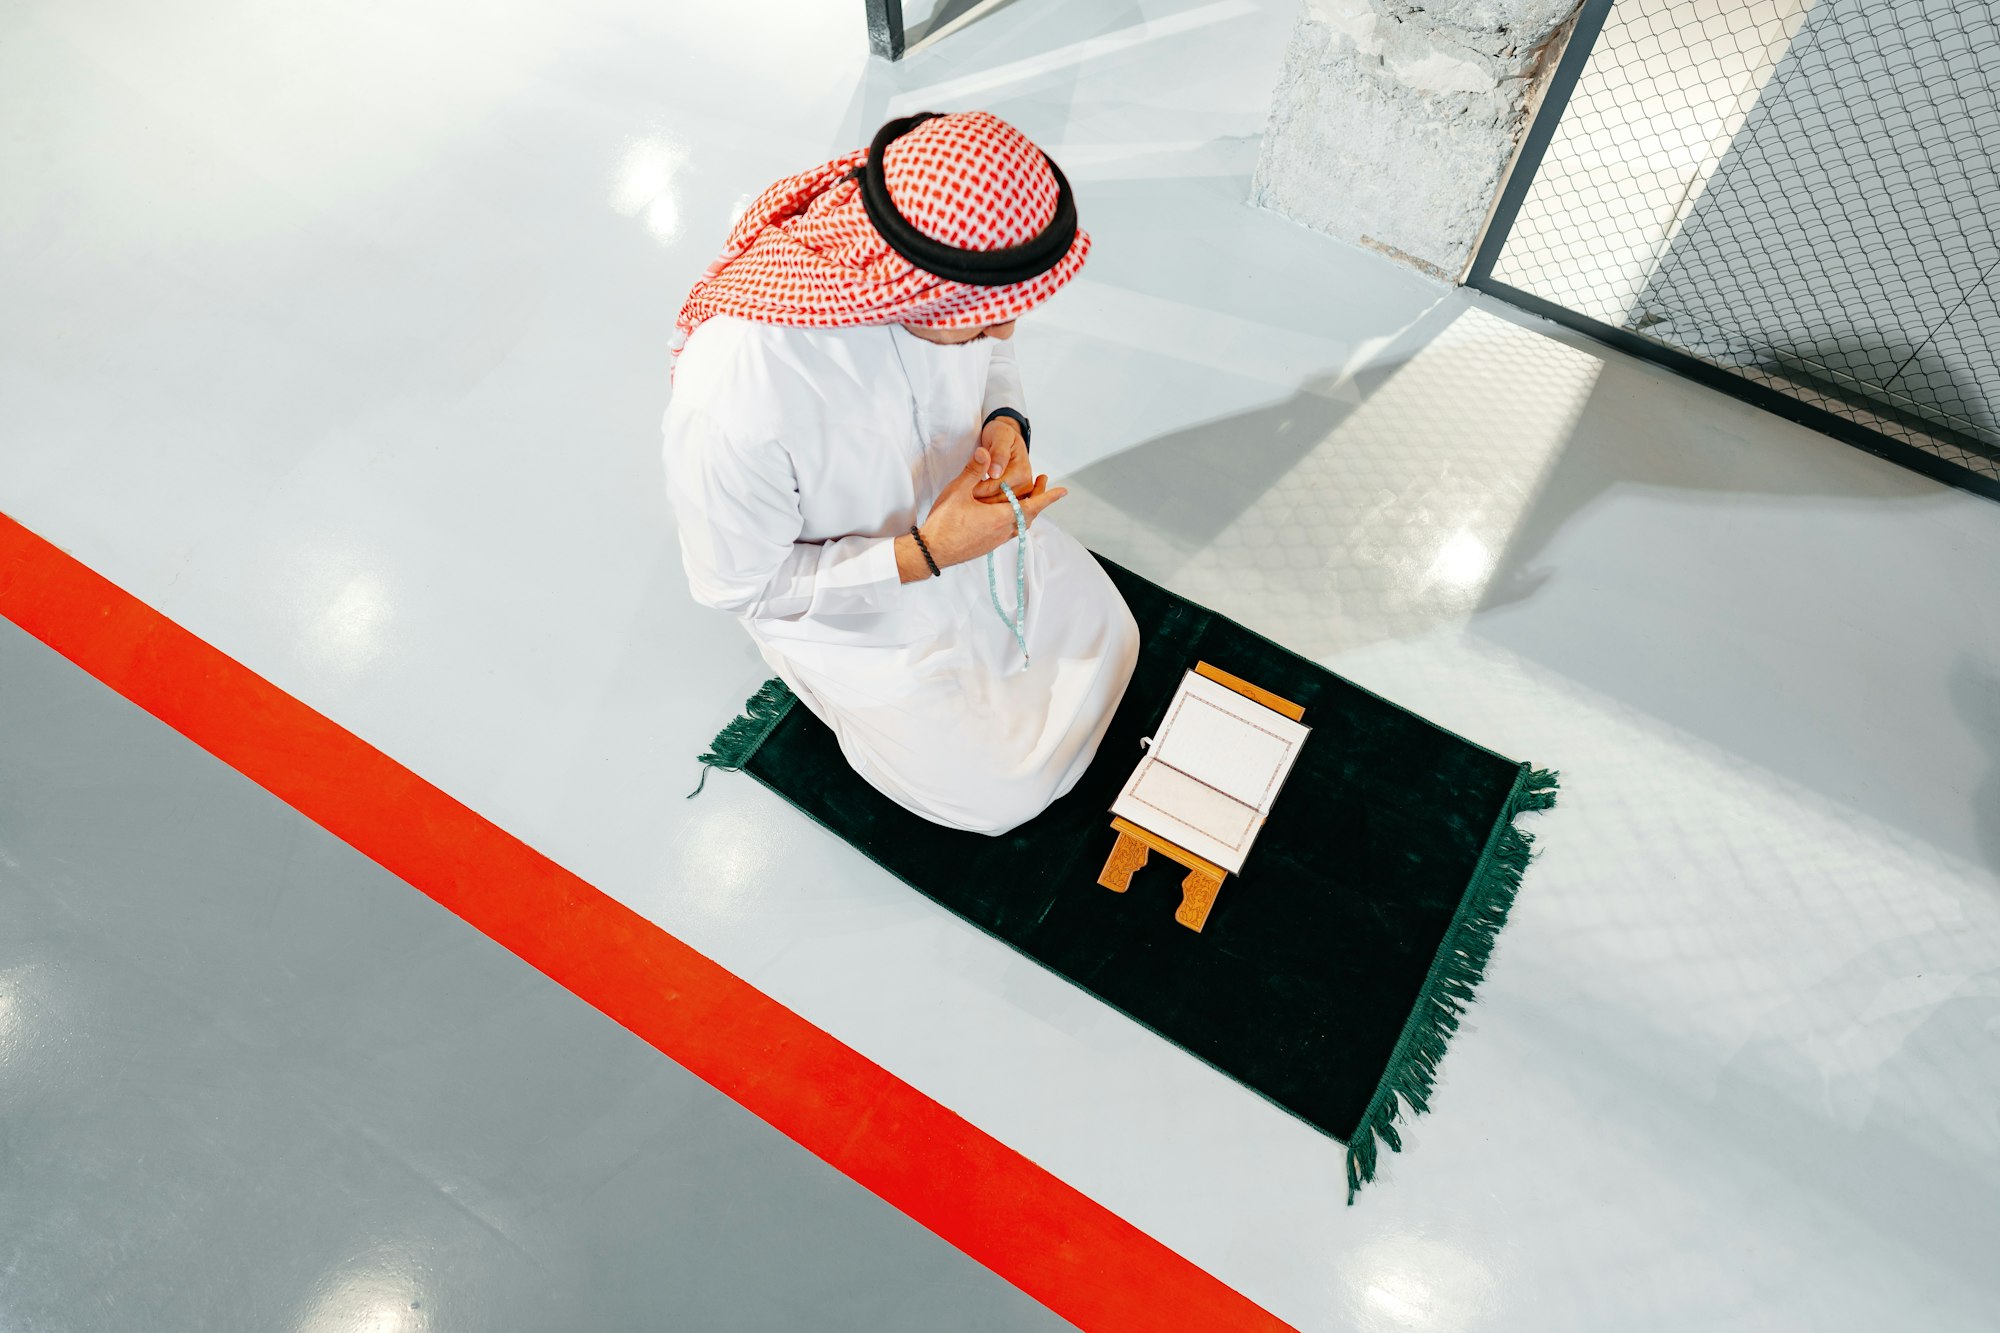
[1116,759,1259,873]
[1149,672,1310,815]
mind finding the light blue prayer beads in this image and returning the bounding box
[986,480,1029,666]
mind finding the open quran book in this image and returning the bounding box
[1110,668,1312,875]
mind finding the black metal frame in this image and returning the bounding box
[1462,0,2000,504]
[1464,0,1615,290]
[866,0,906,60]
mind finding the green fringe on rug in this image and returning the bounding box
[1344,764,1559,1203]
[688,678,796,798]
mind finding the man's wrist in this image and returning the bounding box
[895,532,944,584]
[983,407,1030,448]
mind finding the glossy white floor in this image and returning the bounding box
[6,0,1998,1329]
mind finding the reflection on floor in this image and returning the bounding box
[3,0,1997,1330]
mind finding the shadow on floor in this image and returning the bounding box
[1470,305,2000,873]
[900,0,1033,54]
[1058,290,1999,876]
[1950,657,2000,872]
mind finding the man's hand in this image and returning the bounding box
[972,416,1035,504]
[898,444,1066,582]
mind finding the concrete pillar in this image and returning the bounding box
[1250,0,1585,280]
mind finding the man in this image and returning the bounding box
[663,110,1140,835]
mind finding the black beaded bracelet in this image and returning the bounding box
[910,525,943,578]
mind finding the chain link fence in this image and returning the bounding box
[1474,0,2000,493]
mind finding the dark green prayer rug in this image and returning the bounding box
[696,555,1556,1201]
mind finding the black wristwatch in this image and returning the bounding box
[983,407,1030,448]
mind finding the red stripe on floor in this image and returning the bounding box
[0,512,1295,1333]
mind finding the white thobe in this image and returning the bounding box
[663,314,1140,835]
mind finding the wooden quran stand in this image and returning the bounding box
[1096,661,1307,932]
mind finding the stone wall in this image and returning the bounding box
[1250,0,1584,280]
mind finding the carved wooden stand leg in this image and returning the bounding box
[1097,830,1149,893]
[1174,868,1225,933]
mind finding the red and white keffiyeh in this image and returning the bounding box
[672,111,1089,353]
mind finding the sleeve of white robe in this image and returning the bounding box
[981,335,1026,421]
[665,407,901,621]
